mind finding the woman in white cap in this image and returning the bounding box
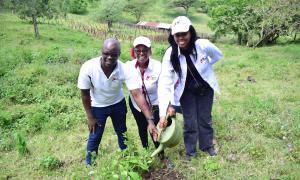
[126,36,165,157]
[158,16,223,161]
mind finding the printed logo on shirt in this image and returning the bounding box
[111,75,119,81]
[199,55,208,64]
[145,75,157,81]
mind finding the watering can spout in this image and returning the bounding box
[151,144,164,157]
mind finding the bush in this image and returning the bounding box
[14,132,29,156]
[69,0,88,14]
[39,154,62,170]
[93,133,153,179]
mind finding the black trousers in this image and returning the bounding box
[180,87,214,156]
[128,98,160,149]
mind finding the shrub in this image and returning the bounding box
[39,154,62,170]
[94,133,153,179]
[69,0,88,14]
[14,132,29,156]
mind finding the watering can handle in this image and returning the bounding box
[157,113,171,141]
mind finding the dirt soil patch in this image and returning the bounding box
[142,168,184,180]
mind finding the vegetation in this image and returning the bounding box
[4,0,68,38]
[167,0,197,16]
[206,0,299,46]
[124,0,152,23]
[0,0,299,179]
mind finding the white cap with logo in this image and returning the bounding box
[133,36,151,48]
[171,16,192,35]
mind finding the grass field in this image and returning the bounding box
[0,7,299,180]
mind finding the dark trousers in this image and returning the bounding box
[180,87,214,156]
[86,99,127,165]
[128,98,160,149]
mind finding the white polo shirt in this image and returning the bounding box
[158,39,223,117]
[126,58,161,112]
[77,57,142,107]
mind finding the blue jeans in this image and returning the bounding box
[86,99,127,165]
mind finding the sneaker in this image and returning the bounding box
[205,147,217,156]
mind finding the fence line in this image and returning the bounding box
[43,19,211,43]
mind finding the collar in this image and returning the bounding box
[177,47,196,57]
[134,59,151,70]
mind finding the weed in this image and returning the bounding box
[39,154,62,170]
[14,132,29,156]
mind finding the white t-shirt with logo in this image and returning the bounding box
[126,58,161,112]
[77,57,142,107]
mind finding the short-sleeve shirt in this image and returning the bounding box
[77,57,141,107]
[126,58,161,111]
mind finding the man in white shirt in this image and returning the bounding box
[78,38,157,165]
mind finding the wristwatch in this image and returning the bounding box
[147,116,155,122]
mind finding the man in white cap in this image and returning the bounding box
[78,38,158,165]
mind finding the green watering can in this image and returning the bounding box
[151,114,183,157]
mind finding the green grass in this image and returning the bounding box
[1,8,300,179]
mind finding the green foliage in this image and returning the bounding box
[97,0,126,32]
[69,0,88,14]
[39,154,62,170]
[124,0,151,23]
[94,133,153,179]
[206,0,300,46]
[14,132,29,156]
[202,157,221,173]
[0,6,299,180]
[168,0,197,15]
[5,0,68,37]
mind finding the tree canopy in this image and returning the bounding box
[206,0,299,46]
[5,0,68,38]
[124,0,151,23]
[97,0,126,32]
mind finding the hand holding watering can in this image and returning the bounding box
[151,106,182,157]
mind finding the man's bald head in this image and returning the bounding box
[102,38,121,53]
[100,38,121,70]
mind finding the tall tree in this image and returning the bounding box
[169,0,197,15]
[5,0,67,38]
[124,0,151,23]
[98,0,125,32]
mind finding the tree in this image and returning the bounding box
[169,0,197,16]
[124,0,151,23]
[206,0,255,45]
[206,0,299,46]
[5,0,67,38]
[98,0,125,32]
[250,0,300,47]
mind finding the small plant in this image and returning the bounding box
[14,132,29,156]
[97,133,153,179]
[39,154,62,170]
[202,156,221,173]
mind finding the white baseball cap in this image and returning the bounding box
[133,36,151,48]
[171,16,192,35]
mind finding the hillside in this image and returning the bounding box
[0,9,300,179]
